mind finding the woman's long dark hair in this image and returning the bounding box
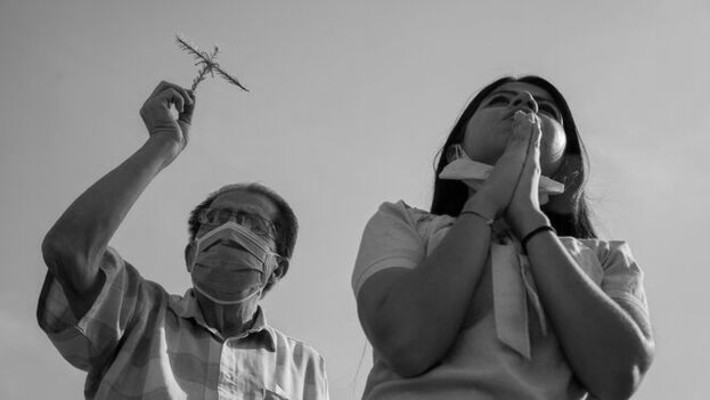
[430,76,597,239]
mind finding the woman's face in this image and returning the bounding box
[462,81,567,176]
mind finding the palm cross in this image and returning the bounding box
[176,35,249,93]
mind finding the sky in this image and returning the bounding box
[1,0,709,398]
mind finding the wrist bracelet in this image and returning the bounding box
[459,209,494,225]
[521,225,556,248]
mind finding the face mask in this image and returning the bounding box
[439,144,564,205]
[188,221,281,305]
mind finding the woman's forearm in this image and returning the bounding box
[524,230,654,399]
[364,202,496,377]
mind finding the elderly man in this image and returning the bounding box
[38,81,329,399]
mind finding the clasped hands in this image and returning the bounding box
[466,111,551,240]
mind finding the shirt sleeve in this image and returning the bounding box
[314,355,329,400]
[596,240,650,319]
[293,342,329,400]
[36,247,146,371]
[351,201,426,298]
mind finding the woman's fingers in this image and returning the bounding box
[511,110,533,146]
[524,113,542,172]
[504,112,543,233]
[479,112,536,214]
[501,110,536,169]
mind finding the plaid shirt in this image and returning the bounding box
[37,247,329,400]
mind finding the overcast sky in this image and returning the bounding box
[1,0,709,398]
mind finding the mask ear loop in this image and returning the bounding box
[446,144,470,164]
[262,252,289,288]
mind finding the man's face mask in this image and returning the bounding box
[188,221,281,305]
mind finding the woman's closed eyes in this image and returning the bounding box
[487,95,509,105]
[539,103,563,124]
[486,94,563,124]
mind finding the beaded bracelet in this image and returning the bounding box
[459,209,494,225]
[521,225,557,249]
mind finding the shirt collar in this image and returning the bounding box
[171,289,277,351]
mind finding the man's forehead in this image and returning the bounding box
[210,189,277,219]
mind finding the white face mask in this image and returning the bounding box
[188,221,282,305]
[439,144,564,205]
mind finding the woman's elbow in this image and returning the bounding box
[593,370,644,400]
[593,342,655,400]
[373,330,443,378]
[381,342,434,378]
[41,232,67,269]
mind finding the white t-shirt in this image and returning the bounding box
[352,201,649,400]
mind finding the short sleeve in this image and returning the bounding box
[351,201,426,298]
[592,240,650,319]
[37,247,146,371]
[306,353,329,400]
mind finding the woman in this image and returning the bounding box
[352,76,654,399]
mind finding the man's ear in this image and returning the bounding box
[185,242,196,272]
[261,258,290,298]
[273,257,289,280]
[267,257,289,287]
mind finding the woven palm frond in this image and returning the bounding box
[176,35,249,92]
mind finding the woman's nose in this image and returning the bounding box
[511,91,538,113]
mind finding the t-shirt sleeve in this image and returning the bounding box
[351,201,426,298]
[597,241,650,319]
[309,353,329,400]
[36,247,146,371]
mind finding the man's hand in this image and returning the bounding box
[140,81,195,152]
[506,111,549,237]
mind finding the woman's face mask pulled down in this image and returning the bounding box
[188,221,279,305]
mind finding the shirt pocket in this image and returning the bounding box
[218,376,289,400]
[221,375,290,400]
[263,387,289,400]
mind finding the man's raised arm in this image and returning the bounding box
[41,81,195,320]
